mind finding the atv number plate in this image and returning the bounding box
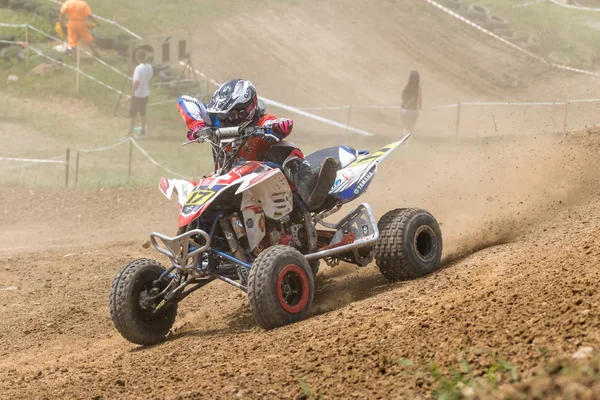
[184,189,216,207]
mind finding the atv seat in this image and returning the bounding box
[304,146,359,170]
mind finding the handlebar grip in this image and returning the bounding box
[216,126,242,139]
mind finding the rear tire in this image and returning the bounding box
[374,208,443,282]
[248,246,314,329]
[109,258,177,345]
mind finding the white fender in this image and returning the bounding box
[159,177,196,209]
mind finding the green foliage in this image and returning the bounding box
[460,0,600,68]
[298,377,322,400]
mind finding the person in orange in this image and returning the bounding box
[59,0,101,58]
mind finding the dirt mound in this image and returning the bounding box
[2,132,600,398]
[189,0,567,139]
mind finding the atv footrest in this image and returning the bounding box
[307,203,379,262]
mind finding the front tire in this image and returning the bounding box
[248,246,314,329]
[109,258,178,345]
[374,208,443,282]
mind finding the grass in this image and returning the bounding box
[0,0,302,188]
[377,350,523,400]
[458,0,600,68]
[298,377,322,400]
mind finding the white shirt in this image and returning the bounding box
[132,63,153,98]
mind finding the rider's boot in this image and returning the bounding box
[285,157,339,211]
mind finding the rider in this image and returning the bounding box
[177,79,338,211]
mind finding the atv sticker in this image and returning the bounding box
[184,189,217,207]
[353,170,375,195]
[349,144,393,167]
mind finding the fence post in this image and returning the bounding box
[346,105,353,134]
[76,46,80,93]
[128,138,133,179]
[25,25,29,66]
[65,148,70,188]
[455,101,462,137]
[74,150,80,188]
[563,100,569,134]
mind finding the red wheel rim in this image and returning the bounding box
[276,264,309,313]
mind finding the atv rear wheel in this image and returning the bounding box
[248,245,314,329]
[374,208,443,282]
[109,258,177,345]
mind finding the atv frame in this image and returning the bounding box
[148,203,379,314]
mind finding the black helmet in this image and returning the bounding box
[207,79,258,127]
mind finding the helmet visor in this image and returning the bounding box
[218,108,248,126]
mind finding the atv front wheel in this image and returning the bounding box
[248,246,314,329]
[374,208,443,282]
[109,258,177,345]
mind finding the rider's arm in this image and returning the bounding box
[177,96,211,139]
[258,114,293,140]
[130,79,139,99]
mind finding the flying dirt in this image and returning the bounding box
[2,0,600,398]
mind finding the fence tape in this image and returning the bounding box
[460,101,566,106]
[0,23,27,27]
[551,63,600,77]
[23,24,133,81]
[178,62,374,136]
[547,0,600,11]
[423,0,549,64]
[148,98,179,106]
[0,156,65,164]
[78,137,130,153]
[513,0,545,8]
[74,137,189,178]
[129,138,190,179]
[569,98,600,104]
[0,154,65,172]
[27,45,129,97]
[422,0,600,77]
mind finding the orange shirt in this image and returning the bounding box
[60,0,92,22]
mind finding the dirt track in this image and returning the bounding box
[2,131,600,399]
[4,1,600,398]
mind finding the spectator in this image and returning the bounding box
[400,71,422,134]
[59,0,100,58]
[128,49,153,137]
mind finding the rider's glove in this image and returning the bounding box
[270,119,293,136]
[263,130,285,144]
[186,124,204,141]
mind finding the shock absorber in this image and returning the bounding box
[229,212,247,240]
[220,218,246,263]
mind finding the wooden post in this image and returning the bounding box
[346,105,353,134]
[76,46,80,93]
[128,138,133,179]
[74,150,80,188]
[563,100,569,134]
[65,148,70,189]
[25,25,29,66]
[455,101,462,137]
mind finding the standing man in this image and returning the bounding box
[128,49,153,137]
[59,0,101,58]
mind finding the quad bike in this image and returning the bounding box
[109,126,443,345]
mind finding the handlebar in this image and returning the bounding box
[216,126,242,139]
[182,126,274,146]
